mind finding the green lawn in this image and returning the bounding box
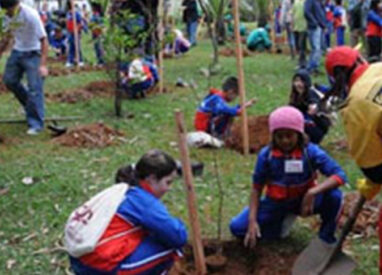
[0,37,377,274]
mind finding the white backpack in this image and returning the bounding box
[64,184,129,257]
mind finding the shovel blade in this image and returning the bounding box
[292,237,356,275]
[321,251,356,275]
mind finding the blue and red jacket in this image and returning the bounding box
[366,10,382,37]
[333,6,346,28]
[253,143,347,201]
[76,183,188,273]
[66,11,82,34]
[194,88,240,132]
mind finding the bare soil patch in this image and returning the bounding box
[51,123,124,148]
[219,47,251,57]
[225,115,270,154]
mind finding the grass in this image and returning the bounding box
[0,36,378,274]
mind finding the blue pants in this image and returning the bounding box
[3,50,45,130]
[230,189,343,244]
[67,33,83,64]
[285,22,296,58]
[93,39,104,65]
[208,114,234,138]
[325,22,333,48]
[336,27,345,46]
[70,236,179,275]
[186,21,198,46]
[123,78,155,98]
[307,27,323,73]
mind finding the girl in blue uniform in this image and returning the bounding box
[230,106,347,248]
[69,150,188,275]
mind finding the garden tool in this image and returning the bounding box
[292,194,366,275]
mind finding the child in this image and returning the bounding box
[194,76,256,138]
[246,26,272,52]
[333,0,347,46]
[120,58,159,99]
[366,0,382,63]
[324,0,335,48]
[50,26,67,57]
[68,150,188,275]
[230,106,347,248]
[164,29,191,57]
[89,2,104,66]
[289,70,332,144]
[66,0,84,67]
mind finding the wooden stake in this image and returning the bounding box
[232,0,249,156]
[175,110,206,275]
[70,0,80,67]
[158,0,164,94]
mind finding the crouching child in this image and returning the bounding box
[194,76,256,138]
[230,106,347,248]
[120,58,159,99]
[65,150,188,275]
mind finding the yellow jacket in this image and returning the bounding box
[340,63,382,168]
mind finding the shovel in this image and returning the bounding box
[292,194,366,275]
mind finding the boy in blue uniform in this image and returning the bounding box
[230,106,347,247]
[69,150,187,275]
[194,76,256,138]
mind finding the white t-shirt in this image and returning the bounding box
[4,3,47,51]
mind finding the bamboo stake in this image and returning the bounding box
[70,0,80,67]
[158,0,164,94]
[175,110,206,275]
[232,0,249,156]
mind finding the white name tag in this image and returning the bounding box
[285,160,304,173]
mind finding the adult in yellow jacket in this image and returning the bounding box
[325,45,382,273]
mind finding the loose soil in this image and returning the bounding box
[51,123,124,148]
[49,65,104,77]
[169,240,299,275]
[338,192,380,237]
[219,47,251,58]
[46,81,115,103]
[47,80,176,104]
[225,115,270,154]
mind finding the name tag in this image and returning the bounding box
[285,160,304,173]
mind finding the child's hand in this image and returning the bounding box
[245,98,258,108]
[301,190,315,217]
[308,104,318,115]
[244,221,261,249]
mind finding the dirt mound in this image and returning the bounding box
[338,192,380,237]
[219,47,251,58]
[169,240,299,275]
[225,115,270,154]
[49,65,103,77]
[52,123,124,148]
[46,81,115,103]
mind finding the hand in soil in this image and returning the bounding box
[301,191,315,217]
[244,221,261,249]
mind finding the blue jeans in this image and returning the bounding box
[307,27,323,72]
[285,22,296,58]
[336,27,345,46]
[3,50,45,130]
[186,20,198,46]
[230,188,343,244]
[67,32,83,64]
[93,39,104,65]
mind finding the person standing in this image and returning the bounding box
[182,0,200,46]
[281,0,296,59]
[1,0,48,135]
[293,0,308,69]
[304,0,327,75]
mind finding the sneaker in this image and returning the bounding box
[65,62,73,68]
[79,62,85,67]
[26,128,42,135]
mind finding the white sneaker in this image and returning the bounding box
[26,128,42,135]
[65,62,73,68]
[79,62,85,67]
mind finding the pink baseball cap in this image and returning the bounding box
[269,106,304,134]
